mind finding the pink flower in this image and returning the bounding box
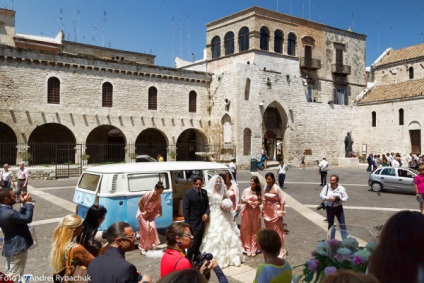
[324,266,337,276]
[353,255,365,265]
[328,239,341,249]
[308,259,319,271]
[311,250,317,257]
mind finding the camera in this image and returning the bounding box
[334,196,341,203]
[316,202,326,211]
[196,252,213,269]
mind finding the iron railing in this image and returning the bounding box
[331,64,351,75]
[0,142,236,167]
[300,57,321,69]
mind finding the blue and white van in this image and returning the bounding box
[73,161,232,232]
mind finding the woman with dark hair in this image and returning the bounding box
[253,229,292,283]
[76,204,107,250]
[223,172,239,214]
[158,268,207,283]
[240,176,262,257]
[322,270,378,283]
[262,172,286,258]
[160,222,194,277]
[368,210,424,283]
[136,181,164,255]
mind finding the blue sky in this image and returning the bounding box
[5,0,424,67]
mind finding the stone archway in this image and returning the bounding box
[0,122,18,165]
[28,123,76,164]
[135,128,168,160]
[86,125,126,164]
[262,102,288,160]
[176,129,208,161]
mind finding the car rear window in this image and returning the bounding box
[78,173,101,192]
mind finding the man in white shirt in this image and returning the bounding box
[228,159,237,181]
[16,162,29,201]
[319,158,329,186]
[320,174,349,239]
[277,160,289,189]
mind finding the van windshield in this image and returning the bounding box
[128,173,169,192]
[78,173,101,192]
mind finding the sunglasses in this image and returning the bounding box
[120,234,136,241]
[180,233,193,238]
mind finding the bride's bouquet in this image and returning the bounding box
[220,198,233,212]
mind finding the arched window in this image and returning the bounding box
[243,128,252,156]
[47,77,60,104]
[102,82,113,107]
[372,111,376,127]
[287,33,296,56]
[274,30,283,53]
[148,87,157,110]
[224,32,234,55]
[409,67,414,79]
[189,91,197,113]
[260,27,269,51]
[245,78,251,100]
[211,36,221,59]
[239,27,249,52]
[399,108,404,125]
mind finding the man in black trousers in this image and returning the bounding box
[182,177,210,263]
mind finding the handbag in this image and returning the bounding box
[53,243,88,283]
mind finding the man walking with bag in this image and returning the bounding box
[0,187,34,280]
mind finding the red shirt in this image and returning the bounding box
[414,174,424,194]
[160,249,192,277]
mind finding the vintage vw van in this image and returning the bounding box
[73,161,232,232]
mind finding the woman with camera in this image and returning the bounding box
[160,222,228,282]
[319,174,349,239]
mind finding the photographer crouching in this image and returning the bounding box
[160,222,228,283]
[319,174,349,239]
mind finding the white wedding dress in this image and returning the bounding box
[200,193,244,268]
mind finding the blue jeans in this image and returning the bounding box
[326,205,347,239]
[278,173,286,188]
[320,171,327,185]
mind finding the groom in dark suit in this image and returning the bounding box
[0,187,34,279]
[182,176,210,263]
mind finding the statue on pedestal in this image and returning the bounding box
[344,132,353,157]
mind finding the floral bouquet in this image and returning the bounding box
[293,237,377,283]
[220,198,233,212]
[348,151,356,158]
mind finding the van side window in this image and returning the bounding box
[78,173,101,191]
[128,173,168,192]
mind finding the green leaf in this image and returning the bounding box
[304,271,314,283]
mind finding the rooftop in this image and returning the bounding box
[375,42,424,67]
[357,78,424,104]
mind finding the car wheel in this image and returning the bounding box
[371,182,383,192]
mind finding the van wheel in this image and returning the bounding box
[371,182,383,192]
[260,165,265,170]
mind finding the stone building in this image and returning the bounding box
[354,43,424,157]
[179,7,366,166]
[0,6,367,168]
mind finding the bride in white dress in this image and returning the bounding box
[200,175,244,268]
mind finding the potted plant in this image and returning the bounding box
[21,151,32,163]
[169,151,177,161]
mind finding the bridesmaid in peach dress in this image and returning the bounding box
[262,172,286,258]
[223,172,240,214]
[240,176,262,257]
[136,181,164,255]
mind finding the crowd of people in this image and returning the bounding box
[365,152,424,172]
[2,157,424,283]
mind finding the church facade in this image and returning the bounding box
[0,6,368,168]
